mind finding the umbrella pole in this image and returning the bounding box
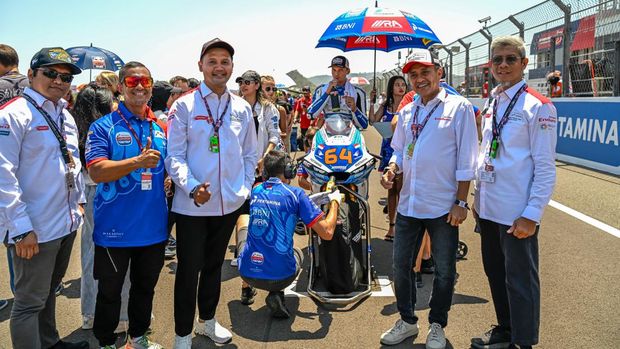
[372,39,377,103]
[90,69,92,82]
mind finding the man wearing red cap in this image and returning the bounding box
[379,48,478,349]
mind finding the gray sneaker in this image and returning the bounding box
[380,319,419,346]
[425,323,446,349]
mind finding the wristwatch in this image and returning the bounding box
[13,231,32,244]
[454,200,470,210]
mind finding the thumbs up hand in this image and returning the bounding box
[193,182,212,205]
[136,137,161,169]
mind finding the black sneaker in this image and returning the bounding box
[421,257,434,274]
[49,340,89,349]
[265,291,290,319]
[471,325,512,349]
[240,286,257,305]
[415,272,423,288]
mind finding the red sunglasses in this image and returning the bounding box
[123,76,153,88]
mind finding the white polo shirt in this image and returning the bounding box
[0,88,85,243]
[474,80,557,225]
[165,82,258,216]
[390,88,478,219]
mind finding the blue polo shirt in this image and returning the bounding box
[85,103,168,248]
[238,178,323,280]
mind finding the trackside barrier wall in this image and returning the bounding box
[468,97,620,175]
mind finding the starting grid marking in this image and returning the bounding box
[284,276,394,298]
[549,200,620,239]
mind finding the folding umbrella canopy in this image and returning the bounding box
[66,44,124,81]
[316,3,441,94]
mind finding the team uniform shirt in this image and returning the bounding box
[165,82,258,216]
[309,81,368,129]
[85,102,168,247]
[238,178,323,280]
[390,88,478,218]
[0,88,85,243]
[296,164,309,178]
[474,80,557,225]
[378,105,397,171]
[294,96,312,129]
[253,102,282,156]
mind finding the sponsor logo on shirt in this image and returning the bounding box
[154,130,165,139]
[116,132,133,146]
[36,125,49,131]
[250,252,264,265]
[194,115,209,121]
[231,112,242,122]
[0,123,10,135]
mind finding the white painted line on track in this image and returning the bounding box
[284,276,394,298]
[549,200,620,238]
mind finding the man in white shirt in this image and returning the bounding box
[165,38,258,348]
[379,49,478,349]
[0,47,87,349]
[470,36,557,349]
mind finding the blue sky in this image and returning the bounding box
[2,0,543,86]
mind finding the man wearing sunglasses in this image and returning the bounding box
[0,47,89,349]
[471,36,557,349]
[86,61,168,349]
[165,38,257,348]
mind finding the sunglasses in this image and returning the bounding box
[264,86,277,92]
[491,55,521,65]
[38,68,73,83]
[238,80,256,86]
[123,76,153,88]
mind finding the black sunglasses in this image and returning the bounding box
[38,68,74,83]
[491,55,521,65]
[238,80,255,86]
[264,86,277,92]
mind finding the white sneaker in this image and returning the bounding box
[380,319,419,345]
[173,334,192,349]
[127,333,163,349]
[82,315,94,330]
[426,323,447,349]
[114,320,128,334]
[194,318,232,344]
[230,258,238,267]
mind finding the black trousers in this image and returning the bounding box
[479,218,540,346]
[174,205,245,336]
[93,241,166,346]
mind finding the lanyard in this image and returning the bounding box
[117,107,153,152]
[22,94,74,167]
[410,94,444,143]
[200,90,231,135]
[491,84,527,139]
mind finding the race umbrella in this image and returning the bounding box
[66,44,125,81]
[316,3,441,96]
[349,76,370,85]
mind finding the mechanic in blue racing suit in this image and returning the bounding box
[237,150,341,318]
[308,55,368,130]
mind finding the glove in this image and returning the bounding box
[309,192,330,206]
[328,189,342,204]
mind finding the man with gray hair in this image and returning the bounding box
[471,35,556,349]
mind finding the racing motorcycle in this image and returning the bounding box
[301,112,378,305]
